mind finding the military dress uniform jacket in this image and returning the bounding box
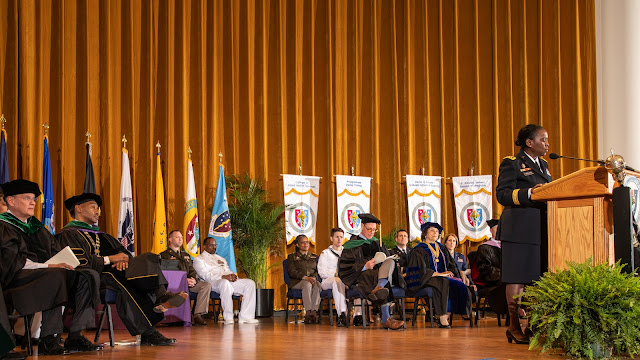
[388,246,410,289]
[496,148,552,284]
[286,251,318,288]
[159,248,199,280]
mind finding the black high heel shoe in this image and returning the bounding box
[506,329,530,344]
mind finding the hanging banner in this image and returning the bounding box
[452,175,493,244]
[283,175,320,245]
[406,175,442,241]
[336,175,371,239]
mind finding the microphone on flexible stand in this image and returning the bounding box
[549,153,637,172]
[548,153,605,165]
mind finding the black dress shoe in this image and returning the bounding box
[64,335,104,352]
[438,323,452,329]
[337,313,347,327]
[38,335,69,355]
[140,330,176,346]
[0,351,26,360]
[352,315,363,326]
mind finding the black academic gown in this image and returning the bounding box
[56,223,167,335]
[496,149,552,283]
[0,218,100,336]
[338,235,394,303]
[406,242,471,316]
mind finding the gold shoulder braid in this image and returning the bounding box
[80,231,101,256]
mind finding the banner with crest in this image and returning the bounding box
[452,175,493,243]
[336,175,371,239]
[406,175,442,241]
[283,175,320,245]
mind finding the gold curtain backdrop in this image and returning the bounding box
[0,0,597,309]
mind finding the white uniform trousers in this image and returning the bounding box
[210,278,256,321]
[321,277,347,315]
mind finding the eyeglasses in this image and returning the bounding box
[14,195,37,202]
[363,227,377,232]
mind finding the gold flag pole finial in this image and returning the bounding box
[86,131,91,144]
[421,167,425,176]
[299,163,302,175]
[351,166,355,176]
[156,141,161,154]
[0,114,6,130]
[188,146,192,160]
[122,135,127,148]
[43,123,49,136]
[219,152,223,164]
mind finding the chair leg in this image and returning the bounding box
[285,298,289,323]
[327,298,333,326]
[497,312,502,326]
[361,299,367,329]
[345,299,351,328]
[468,301,473,328]
[411,298,418,326]
[294,299,298,324]
[95,305,107,343]
[401,298,407,329]
[106,304,114,347]
[428,297,434,328]
[213,299,219,323]
[24,315,32,356]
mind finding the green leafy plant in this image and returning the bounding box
[522,259,640,359]
[380,226,401,249]
[227,173,285,289]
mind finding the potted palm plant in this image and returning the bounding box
[523,259,640,359]
[227,173,285,317]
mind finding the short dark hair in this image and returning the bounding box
[330,227,344,237]
[395,229,408,238]
[168,230,181,238]
[203,236,216,246]
[515,124,545,148]
[295,234,308,244]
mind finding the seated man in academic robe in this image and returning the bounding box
[55,193,187,346]
[0,180,103,355]
[338,213,404,330]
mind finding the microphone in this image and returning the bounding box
[548,153,605,165]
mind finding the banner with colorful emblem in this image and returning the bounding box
[209,163,236,273]
[283,175,320,245]
[452,175,493,243]
[406,175,442,241]
[336,175,371,238]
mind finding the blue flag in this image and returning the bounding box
[208,164,236,273]
[42,136,55,234]
[0,129,9,184]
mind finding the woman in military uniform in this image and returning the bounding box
[496,124,552,344]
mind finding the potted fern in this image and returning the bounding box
[227,174,285,317]
[522,259,640,359]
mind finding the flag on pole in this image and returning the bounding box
[183,156,200,257]
[84,142,96,193]
[42,135,55,234]
[208,163,236,273]
[117,146,135,254]
[0,128,10,184]
[152,145,167,254]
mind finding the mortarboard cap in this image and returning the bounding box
[358,213,380,224]
[1,179,41,198]
[64,193,102,212]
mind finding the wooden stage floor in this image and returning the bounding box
[18,313,567,360]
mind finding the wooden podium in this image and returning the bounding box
[531,166,616,271]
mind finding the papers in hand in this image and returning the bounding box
[373,252,398,264]
[45,246,80,268]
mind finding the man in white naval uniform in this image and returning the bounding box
[317,227,348,326]
[193,237,258,324]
